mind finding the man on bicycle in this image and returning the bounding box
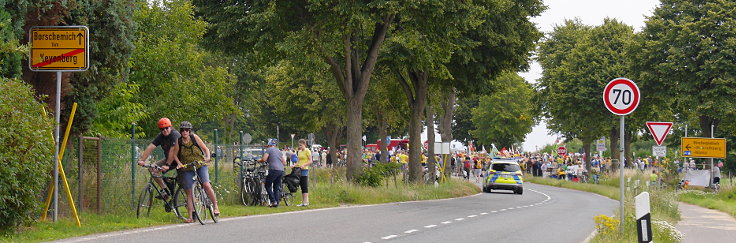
[137,118,180,199]
[258,138,285,207]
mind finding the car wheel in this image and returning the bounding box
[517,188,523,195]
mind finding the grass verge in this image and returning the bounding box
[2,168,478,242]
[527,174,682,243]
[678,186,736,219]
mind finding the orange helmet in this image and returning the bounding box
[157,118,172,129]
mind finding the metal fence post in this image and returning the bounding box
[239,131,244,184]
[214,129,219,184]
[131,123,136,209]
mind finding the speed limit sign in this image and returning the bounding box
[603,78,640,115]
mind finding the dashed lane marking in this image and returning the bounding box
[455,218,465,221]
[480,212,488,215]
[468,215,477,218]
[381,235,398,240]
[404,229,419,234]
[424,225,437,228]
[441,221,452,224]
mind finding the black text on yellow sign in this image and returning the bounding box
[681,137,726,158]
[29,26,89,71]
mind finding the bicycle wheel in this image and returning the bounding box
[171,187,188,219]
[193,183,207,225]
[281,182,294,206]
[207,196,218,223]
[136,184,153,218]
[242,178,257,206]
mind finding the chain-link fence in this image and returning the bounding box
[49,132,265,216]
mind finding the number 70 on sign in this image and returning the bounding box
[603,78,641,116]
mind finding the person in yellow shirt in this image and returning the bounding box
[294,139,312,207]
[421,153,427,167]
[558,167,566,180]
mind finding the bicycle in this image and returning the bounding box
[181,161,218,225]
[234,158,270,206]
[136,164,187,220]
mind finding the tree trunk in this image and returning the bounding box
[324,123,341,184]
[699,116,719,138]
[377,109,389,163]
[426,103,436,183]
[610,127,619,169]
[323,15,393,182]
[400,71,428,183]
[439,88,455,142]
[582,140,592,173]
[624,131,632,168]
[439,88,455,179]
[345,99,364,181]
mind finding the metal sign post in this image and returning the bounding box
[29,26,89,222]
[603,78,641,234]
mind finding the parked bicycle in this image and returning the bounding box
[136,164,186,220]
[181,161,219,225]
[234,157,271,206]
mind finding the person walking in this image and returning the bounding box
[294,139,313,206]
[258,139,286,207]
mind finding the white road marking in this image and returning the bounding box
[381,235,398,240]
[491,210,498,213]
[480,212,488,215]
[507,207,515,210]
[468,215,477,218]
[404,229,419,234]
[455,218,465,221]
[442,221,452,224]
[500,209,506,211]
[424,225,437,228]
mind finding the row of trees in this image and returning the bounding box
[1,0,544,184]
[537,0,736,172]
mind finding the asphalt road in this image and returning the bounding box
[56,183,616,243]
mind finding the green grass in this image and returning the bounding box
[1,168,478,242]
[678,185,736,219]
[527,173,682,243]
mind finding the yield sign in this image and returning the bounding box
[646,122,673,146]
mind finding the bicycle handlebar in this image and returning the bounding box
[141,164,164,170]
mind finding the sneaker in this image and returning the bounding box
[297,203,309,207]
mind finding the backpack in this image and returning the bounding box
[284,167,301,193]
[464,160,471,169]
[177,134,204,171]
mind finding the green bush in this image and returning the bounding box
[0,78,54,232]
[355,163,402,187]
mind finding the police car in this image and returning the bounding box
[483,159,523,194]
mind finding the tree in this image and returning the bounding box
[538,19,637,171]
[194,0,405,181]
[637,0,736,138]
[130,0,238,136]
[471,73,535,148]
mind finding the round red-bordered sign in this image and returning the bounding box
[603,78,640,115]
[557,146,567,156]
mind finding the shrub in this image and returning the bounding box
[0,78,54,232]
[355,163,403,187]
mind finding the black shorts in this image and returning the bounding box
[714,177,720,184]
[300,175,309,193]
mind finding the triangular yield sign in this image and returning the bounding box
[646,122,673,146]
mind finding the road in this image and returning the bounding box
[56,183,616,243]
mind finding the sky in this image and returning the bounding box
[518,0,661,152]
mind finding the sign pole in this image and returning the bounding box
[53,71,61,222]
[619,115,625,234]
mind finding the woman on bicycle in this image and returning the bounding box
[175,121,219,223]
[294,139,313,206]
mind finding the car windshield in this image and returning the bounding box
[492,163,520,172]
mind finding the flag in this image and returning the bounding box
[555,136,560,144]
[362,135,366,141]
[482,145,487,153]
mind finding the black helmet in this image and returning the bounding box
[180,121,193,129]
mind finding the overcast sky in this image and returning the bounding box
[519,0,661,152]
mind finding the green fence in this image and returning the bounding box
[50,132,264,216]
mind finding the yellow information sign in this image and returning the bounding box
[29,26,89,71]
[681,137,726,158]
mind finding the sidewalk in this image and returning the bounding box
[676,202,736,242]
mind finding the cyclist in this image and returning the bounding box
[258,138,285,207]
[137,118,180,200]
[173,121,219,223]
[294,139,312,206]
